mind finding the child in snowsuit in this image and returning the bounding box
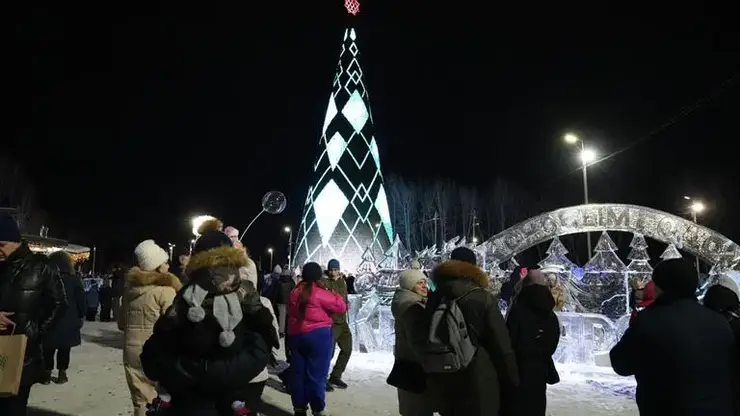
[145,221,279,416]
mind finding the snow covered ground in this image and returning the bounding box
[27,322,638,415]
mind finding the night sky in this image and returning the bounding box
[8,3,740,268]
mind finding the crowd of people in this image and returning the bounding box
[1,211,740,416]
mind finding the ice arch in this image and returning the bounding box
[486,203,740,267]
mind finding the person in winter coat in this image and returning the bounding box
[322,258,352,390]
[629,280,656,326]
[288,262,348,416]
[610,259,735,416]
[86,280,100,321]
[390,268,434,416]
[424,247,520,416]
[0,215,67,414]
[275,268,296,337]
[99,278,115,321]
[119,239,182,416]
[506,274,560,416]
[141,225,277,416]
[703,284,740,416]
[42,251,86,385]
[239,253,281,414]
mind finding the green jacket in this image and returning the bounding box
[322,274,348,325]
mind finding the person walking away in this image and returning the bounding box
[610,259,735,416]
[345,274,356,295]
[119,239,181,416]
[423,247,520,416]
[86,280,100,321]
[390,268,433,416]
[0,214,67,414]
[505,271,561,416]
[111,265,126,321]
[703,284,740,416]
[288,262,347,416]
[42,251,86,385]
[276,267,296,338]
[322,259,351,390]
[99,278,114,322]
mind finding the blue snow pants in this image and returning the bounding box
[289,327,333,413]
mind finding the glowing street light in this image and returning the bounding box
[683,196,707,277]
[580,148,597,164]
[472,237,479,244]
[191,215,216,237]
[189,238,196,255]
[690,202,705,214]
[267,247,274,270]
[563,132,598,260]
[284,226,293,270]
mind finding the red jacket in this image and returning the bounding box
[630,280,656,326]
[287,281,347,336]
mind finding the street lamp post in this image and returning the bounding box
[189,238,195,255]
[92,246,97,274]
[284,226,293,270]
[564,133,597,260]
[168,243,175,262]
[684,196,705,277]
[267,247,274,270]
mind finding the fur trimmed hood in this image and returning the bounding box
[185,245,249,295]
[126,267,182,290]
[433,260,489,289]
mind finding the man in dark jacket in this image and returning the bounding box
[703,284,740,416]
[322,259,351,390]
[610,259,735,416]
[0,214,67,414]
[424,247,520,416]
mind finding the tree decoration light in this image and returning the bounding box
[344,0,360,15]
[293,17,392,272]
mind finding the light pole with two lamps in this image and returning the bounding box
[683,196,706,277]
[564,133,598,260]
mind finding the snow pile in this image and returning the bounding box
[27,322,638,415]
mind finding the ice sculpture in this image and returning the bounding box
[659,243,682,260]
[554,312,620,366]
[582,232,628,320]
[626,233,653,287]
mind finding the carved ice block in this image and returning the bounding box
[378,305,395,353]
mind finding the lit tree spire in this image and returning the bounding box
[345,0,360,15]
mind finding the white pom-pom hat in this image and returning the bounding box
[134,240,169,272]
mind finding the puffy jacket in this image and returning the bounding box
[0,243,67,386]
[287,281,346,336]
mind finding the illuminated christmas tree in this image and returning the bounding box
[293,0,393,272]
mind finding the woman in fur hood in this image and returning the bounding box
[141,219,278,416]
[119,239,182,416]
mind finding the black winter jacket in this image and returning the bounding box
[0,243,67,386]
[425,260,520,416]
[506,284,560,416]
[44,272,86,349]
[610,295,735,416]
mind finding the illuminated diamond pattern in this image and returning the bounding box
[342,90,368,133]
[322,93,338,135]
[313,179,349,246]
[293,26,393,271]
[326,132,347,170]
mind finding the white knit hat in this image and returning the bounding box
[399,269,427,291]
[134,240,169,272]
[239,258,259,287]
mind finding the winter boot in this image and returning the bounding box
[328,376,347,389]
[40,370,52,385]
[55,370,69,384]
[325,382,334,392]
[293,406,307,416]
